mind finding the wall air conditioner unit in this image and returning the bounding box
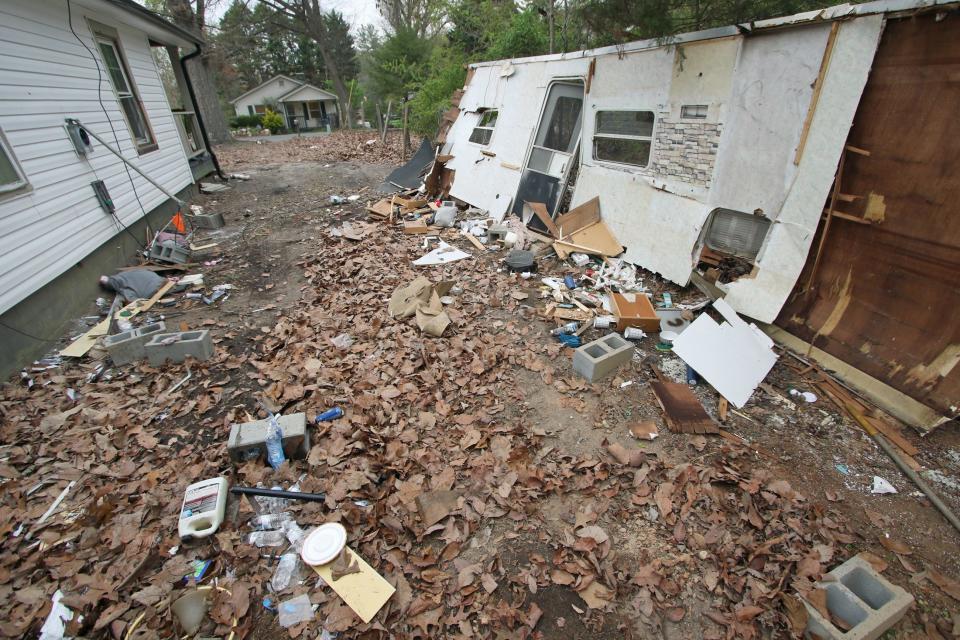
[703,208,772,261]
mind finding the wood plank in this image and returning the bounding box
[524,201,560,238]
[794,22,840,165]
[555,196,600,237]
[821,209,872,225]
[459,230,486,252]
[650,380,719,434]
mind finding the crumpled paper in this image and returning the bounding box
[388,276,454,337]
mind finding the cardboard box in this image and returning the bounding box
[611,293,660,332]
[403,219,431,234]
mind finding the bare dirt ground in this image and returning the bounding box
[1,143,958,639]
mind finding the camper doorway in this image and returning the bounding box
[513,80,584,228]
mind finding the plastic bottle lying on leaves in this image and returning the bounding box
[271,552,302,592]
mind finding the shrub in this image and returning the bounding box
[230,114,263,128]
[261,108,284,132]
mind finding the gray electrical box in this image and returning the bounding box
[91,180,115,214]
[65,119,93,156]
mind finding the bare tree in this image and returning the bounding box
[376,0,447,38]
[164,0,232,144]
[259,0,355,128]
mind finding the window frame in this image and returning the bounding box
[89,21,158,155]
[0,128,30,197]
[468,109,498,147]
[591,109,655,169]
[681,104,708,119]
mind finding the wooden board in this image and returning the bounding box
[366,199,393,219]
[524,202,560,238]
[312,547,395,623]
[555,197,600,237]
[650,380,719,434]
[60,280,174,358]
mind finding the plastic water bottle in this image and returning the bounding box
[271,552,301,592]
[550,322,579,336]
[259,402,286,470]
[314,407,343,423]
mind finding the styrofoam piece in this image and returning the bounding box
[301,523,347,566]
[671,298,777,408]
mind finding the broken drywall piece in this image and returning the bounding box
[413,241,470,266]
[671,298,778,408]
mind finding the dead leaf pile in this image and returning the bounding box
[216,130,405,168]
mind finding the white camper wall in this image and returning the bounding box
[446,58,590,220]
[0,0,193,315]
[723,15,883,321]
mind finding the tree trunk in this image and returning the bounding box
[185,55,232,144]
[314,44,354,128]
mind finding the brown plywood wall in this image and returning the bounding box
[776,11,960,418]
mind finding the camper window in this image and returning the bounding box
[681,104,708,119]
[90,22,157,154]
[0,128,29,196]
[593,110,654,167]
[469,110,498,145]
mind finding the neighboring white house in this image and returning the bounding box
[231,75,340,130]
[0,0,217,373]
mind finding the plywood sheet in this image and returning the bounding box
[312,547,395,623]
[554,221,622,259]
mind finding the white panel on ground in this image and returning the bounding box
[671,299,778,408]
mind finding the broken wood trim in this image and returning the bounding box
[794,22,840,165]
[524,201,560,238]
[804,145,848,292]
[760,323,951,433]
[820,209,872,225]
[844,144,871,156]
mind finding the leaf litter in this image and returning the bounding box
[0,156,956,639]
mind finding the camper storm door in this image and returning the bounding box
[513,80,584,220]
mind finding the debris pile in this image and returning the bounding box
[216,131,405,167]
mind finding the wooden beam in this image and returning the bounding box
[794,22,840,165]
[844,144,871,156]
[821,209,872,225]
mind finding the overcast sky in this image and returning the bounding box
[206,0,385,34]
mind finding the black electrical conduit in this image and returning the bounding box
[179,44,229,181]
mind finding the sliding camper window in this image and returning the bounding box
[469,110,498,145]
[90,22,157,154]
[593,110,654,168]
[0,128,29,196]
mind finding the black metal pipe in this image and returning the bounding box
[179,44,228,181]
[231,486,327,502]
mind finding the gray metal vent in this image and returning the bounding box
[704,208,771,260]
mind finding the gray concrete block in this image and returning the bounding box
[188,212,225,229]
[104,321,166,365]
[149,240,191,265]
[228,412,310,462]
[488,224,510,242]
[572,333,634,383]
[144,330,213,365]
[803,555,914,640]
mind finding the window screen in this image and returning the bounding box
[593,110,654,167]
[704,208,771,260]
[469,109,498,145]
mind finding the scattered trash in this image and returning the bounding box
[871,476,898,495]
[278,593,315,628]
[38,590,74,640]
[315,407,344,423]
[789,389,818,403]
[550,322,580,336]
[99,269,166,302]
[623,327,646,340]
[260,402,288,470]
[388,276,452,336]
[504,250,536,273]
[413,241,470,266]
[329,333,354,350]
[179,477,228,540]
[836,463,851,475]
[171,588,208,635]
[629,421,659,440]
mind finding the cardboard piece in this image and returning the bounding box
[366,199,393,219]
[611,293,659,331]
[403,219,431,234]
[312,547,395,623]
[671,299,778,408]
[555,197,601,237]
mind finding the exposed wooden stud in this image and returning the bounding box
[821,209,872,225]
[844,144,871,156]
[794,22,840,165]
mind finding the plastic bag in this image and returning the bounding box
[278,593,314,627]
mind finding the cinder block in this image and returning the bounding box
[488,224,510,242]
[144,330,213,365]
[150,240,191,264]
[572,333,634,383]
[104,321,166,365]
[228,412,310,462]
[803,556,914,640]
[188,212,225,229]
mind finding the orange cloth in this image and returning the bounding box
[171,211,186,234]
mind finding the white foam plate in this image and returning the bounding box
[300,523,347,566]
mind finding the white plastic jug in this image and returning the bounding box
[178,477,228,540]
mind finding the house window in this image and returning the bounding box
[92,23,156,153]
[681,104,708,119]
[593,110,654,167]
[703,208,771,260]
[254,105,267,115]
[468,110,498,145]
[307,101,325,120]
[0,128,29,195]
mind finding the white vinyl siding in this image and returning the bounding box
[0,0,194,315]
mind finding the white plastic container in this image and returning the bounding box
[178,477,228,540]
